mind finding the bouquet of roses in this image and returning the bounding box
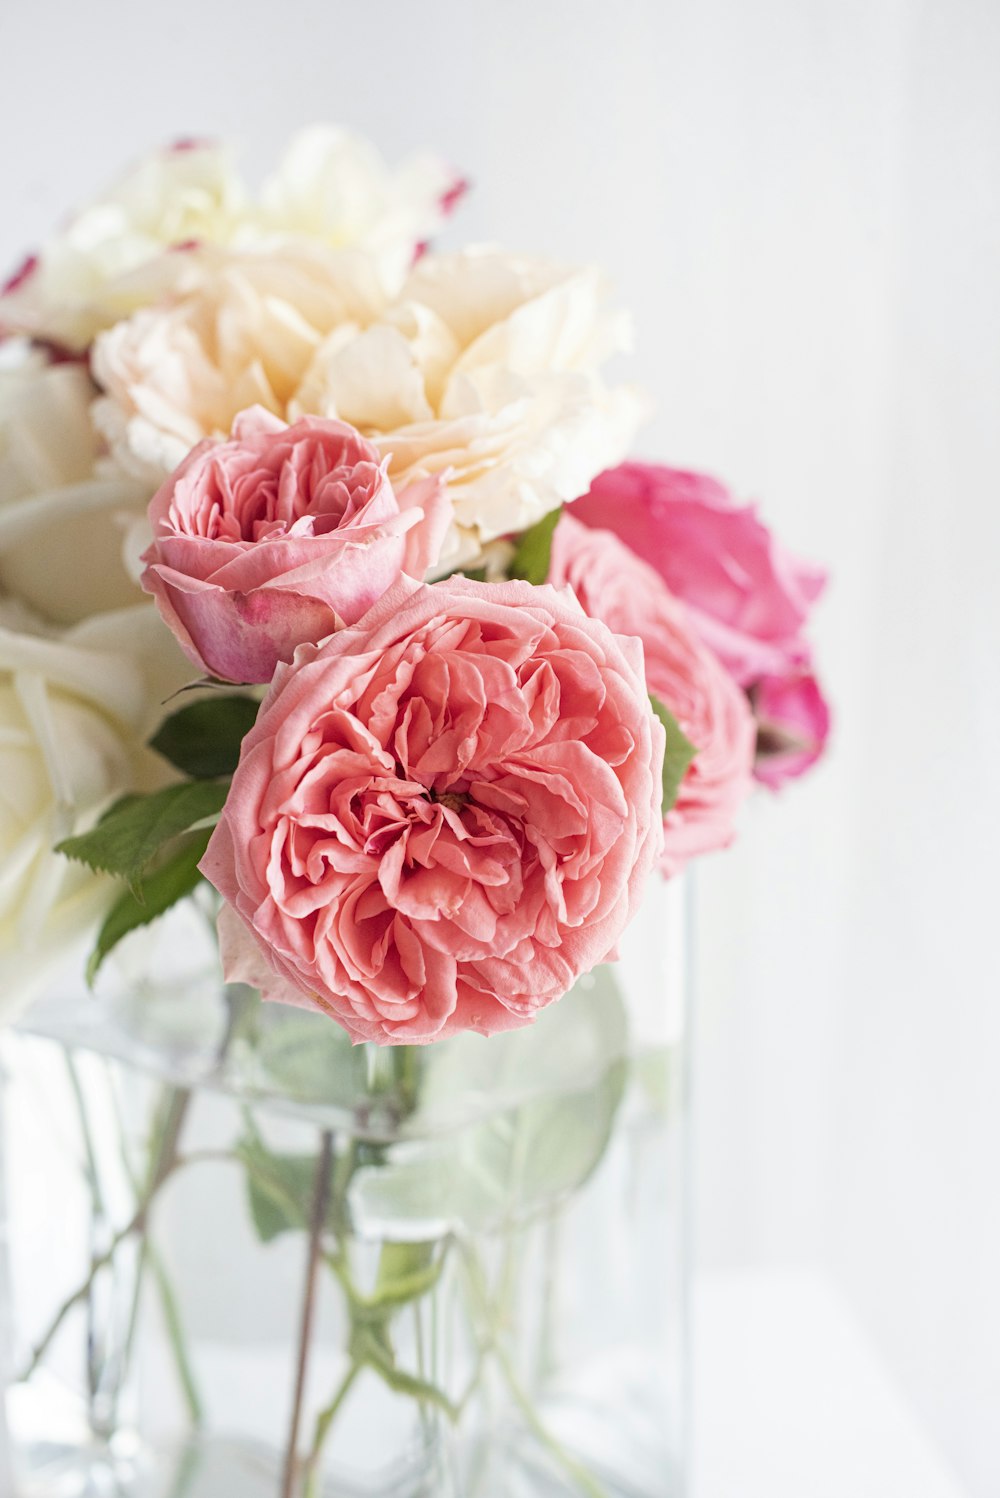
[0,127,830,1498]
[0,127,828,1042]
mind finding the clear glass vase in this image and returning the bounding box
[0,877,690,1498]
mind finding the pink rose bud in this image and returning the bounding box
[549,514,756,875]
[751,670,831,789]
[140,407,451,684]
[200,576,664,1045]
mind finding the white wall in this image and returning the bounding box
[2,1,998,1492]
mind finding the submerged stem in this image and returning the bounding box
[460,1242,609,1498]
[146,1245,204,1428]
[16,1088,191,1385]
[493,1341,610,1498]
[111,1076,204,1428]
[280,1130,334,1498]
[64,1054,103,1214]
[302,1362,361,1498]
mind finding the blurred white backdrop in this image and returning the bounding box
[1,1,998,1492]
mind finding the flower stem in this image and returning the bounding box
[146,1243,204,1427]
[392,1045,421,1116]
[460,1243,609,1498]
[64,1054,102,1212]
[280,1130,334,1498]
[111,1075,204,1428]
[302,1362,361,1498]
[16,1087,191,1385]
[493,1340,610,1498]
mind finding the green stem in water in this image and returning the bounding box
[287,1049,436,1487]
[413,1298,433,1442]
[17,1088,191,1385]
[493,1341,609,1498]
[146,1244,204,1428]
[165,1441,204,1498]
[460,1244,609,1498]
[64,1053,121,1423]
[392,1045,421,1117]
[280,1131,334,1498]
[64,1054,102,1213]
[302,1363,362,1498]
[111,1076,204,1429]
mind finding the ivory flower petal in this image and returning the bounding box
[0,349,150,623]
[258,125,463,287]
[91,245,386,482]
[0,142,248,350]
[92,247,644,567]
[0,601,194,1020]
[1,129,463,351]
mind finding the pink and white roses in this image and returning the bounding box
[200,577,664,1044]
[0,125,830,1039]
[92,247,644,571]
[140,407,450,683]
[549,514,755,873]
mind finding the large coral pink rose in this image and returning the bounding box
[549,514,755,875]
[140,407,450,684]
[200,576,664,1044]
[572,462,826,686]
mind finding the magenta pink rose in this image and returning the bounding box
[200,575,664,1044]
[751,670,830,790]
[571,463,826,686]
[549,514,756,876]
[140,407,451,684]
[571,462,830,786]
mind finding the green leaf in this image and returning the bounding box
[508,506,562,585]
[368,1241,441,1313]
[97,793,144,824]
[413,961,628,1131]
[235,1127,372,1245]
[350,1063,627,1240]
[250,1012,369,1109]
[436,564,488,583]
[150,695,260,779]
[649,694,697,815]
[349,966,630,1238]
[86,829,211,983]
[347,1318,457,1415]
[57,781,229,891]
[236,1138,326,1243]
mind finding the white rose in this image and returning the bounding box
[0,142,248,350]
[298,250,647,568]
[91,243,386,482]
[91,246,645,566]
[0,346,149,623]
[0,602,193,1021]
[257,125,461,289]
[0,129,461,351]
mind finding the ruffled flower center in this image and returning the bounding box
[169,443,386,545]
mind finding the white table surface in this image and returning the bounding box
[692,1269,969,1498]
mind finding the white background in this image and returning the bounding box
[1,1,998,1493]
